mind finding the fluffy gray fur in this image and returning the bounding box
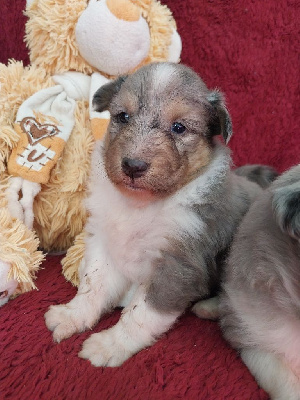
[147,173,260,312]
[220,164,300,399]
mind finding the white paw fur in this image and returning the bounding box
[79,329,134,367]
[45,303,95,343]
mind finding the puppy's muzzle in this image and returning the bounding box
[122,157,149,179]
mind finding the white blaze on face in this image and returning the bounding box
[152,63,178,94]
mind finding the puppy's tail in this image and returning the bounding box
[234,164,278,189]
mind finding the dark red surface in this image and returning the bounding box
[0,0,299,399]
[1,257,269,400]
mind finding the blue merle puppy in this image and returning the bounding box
[45,63,275,367]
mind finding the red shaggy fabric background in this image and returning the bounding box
[0,0,299,399]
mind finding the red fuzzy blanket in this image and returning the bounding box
[1,1,299,399]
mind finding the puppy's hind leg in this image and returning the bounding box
[45,253,129,343]
[241,348,300,400]
[79,285,181,367]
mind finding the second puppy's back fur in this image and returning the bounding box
[220,165,300,399]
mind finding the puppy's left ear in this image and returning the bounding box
[206,91,233,144]
[93,76,127,112]
[272,184,300,239]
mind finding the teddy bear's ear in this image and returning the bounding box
[92,76,128,112]
[167,30,182,63]
[206,90,233,144]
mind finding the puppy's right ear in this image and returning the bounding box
[92,76,127,112]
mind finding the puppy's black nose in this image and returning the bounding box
[122,157,149,179]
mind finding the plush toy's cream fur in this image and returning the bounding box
[0,0,181,299]
[0,178,43,295]
[25,0,177,76]
[62,231,85,287]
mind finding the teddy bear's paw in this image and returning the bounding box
[0,260,18,307]
[45,304,88,343]
[79,329,134,367]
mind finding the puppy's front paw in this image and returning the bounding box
[79,329,134,367]
[45,304,85,343]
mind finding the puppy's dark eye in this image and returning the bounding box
[116,112,130,123]
[171,122,186,134]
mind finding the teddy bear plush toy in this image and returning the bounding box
[0,0,182,305]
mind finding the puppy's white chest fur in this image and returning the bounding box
[99,200,171,282]
[86,170,186,282]
[85,141,229,283]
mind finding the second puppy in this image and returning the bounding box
[220,164,300,400]
[45,62,269,367]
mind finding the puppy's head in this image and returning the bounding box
[93,62,232,199]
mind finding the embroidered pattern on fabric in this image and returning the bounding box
[16,143,56,172]
[20,117,60,145]
[16,117,60,171]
